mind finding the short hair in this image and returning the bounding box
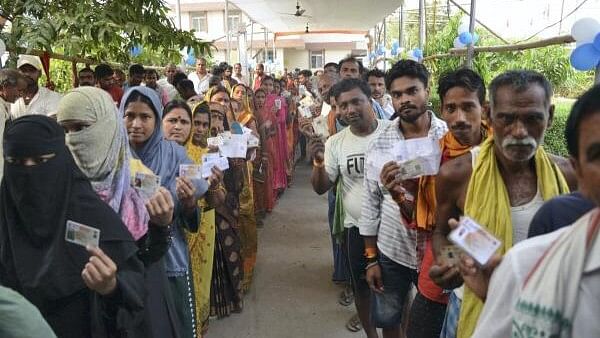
[178,79,195,92]
[129,64,145,76]
[324,62,338,71]
[262,75,274,83]
[173,72,188,87]
[385,59,430,90]
[226,65,233,72]
[565,84,600,158]
[0,69,23,88]
[338,56,364,73]
[331,78,372,101]
[94,64,114,79]
[438,68,486,104]
[234,63,242,67]
[299,69,312,78]
[208,75,222,88]
[488,70,552,108]
[365,68,385,81]
[78,67,94,76]
[212,65,224,77]
[145,69,159,78]
[163,99,192,121]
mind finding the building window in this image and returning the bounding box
[226,10,241,32]
[190,12,208,33]
[310,50,324,69]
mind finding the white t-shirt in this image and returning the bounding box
[324,119,392,228]
[473,224,600,338]
[11,87,62,119]
[187,72,211,95]
[232,74,248,86]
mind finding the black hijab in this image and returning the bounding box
[0,115,136,311]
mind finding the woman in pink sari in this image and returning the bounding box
[253,89,276,213]
[260,76,287,195]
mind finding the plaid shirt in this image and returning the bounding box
[358,112,447,269]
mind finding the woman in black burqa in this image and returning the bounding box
[0,115,146,337]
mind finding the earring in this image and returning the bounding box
[427,101,433,107]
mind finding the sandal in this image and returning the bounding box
[338,286,354,306]
[345,314,362,333]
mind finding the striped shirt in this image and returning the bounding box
[358,112,447,269]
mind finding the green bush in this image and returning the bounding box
[543,100,572,157]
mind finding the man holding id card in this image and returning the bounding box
[430,70,577,338]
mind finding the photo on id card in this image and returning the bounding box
[65,220,100,248]
[448,216,501,265]
[134,172,160,200]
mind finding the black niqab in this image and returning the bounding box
[0,115,136,311]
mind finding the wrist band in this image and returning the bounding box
[365,262,379,271]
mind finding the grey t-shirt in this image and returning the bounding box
[0,286,56,338]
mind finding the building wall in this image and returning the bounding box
[284,49,309,70]
[324,50,351,66]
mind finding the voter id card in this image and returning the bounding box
[179,164,203,180]
[134,172,160,201]
[65,220,100,248]
[448,216,501,265]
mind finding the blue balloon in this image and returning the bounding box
[459,32,473,45]
[472,32,480,44]
[391,46,399,56]
[570,43,600,71]
[186,53,196,66]
[377,46,385,56]
[130,45,143,57]
[594,32,600,51]
[392,40,400,49]
[413,48,423,59]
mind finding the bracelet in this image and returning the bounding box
[365,262,379,271]
[313,159,325,168]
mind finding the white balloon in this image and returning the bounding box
[0,40,5,56]
[454,37,466,49]
[571,17,600,43]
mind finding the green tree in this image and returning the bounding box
[1,0,213,64]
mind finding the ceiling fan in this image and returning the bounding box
[279,1,312,18]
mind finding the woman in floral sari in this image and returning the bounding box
[253,88,276,214]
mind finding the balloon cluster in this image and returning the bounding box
[570,18,600,71]
[408,48,423,61]
[454,17,479,49]
[130,45,143,57]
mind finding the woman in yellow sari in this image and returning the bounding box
[230,83,259,292]
[162,100,225,336]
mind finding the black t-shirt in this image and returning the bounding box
[528,192,596,238]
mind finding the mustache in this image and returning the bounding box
[398,104,417,112]
[451,122,471,131]
[502,136,538,148]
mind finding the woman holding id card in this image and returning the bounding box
[0,115,146,337]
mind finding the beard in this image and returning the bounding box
[397,104,427,123]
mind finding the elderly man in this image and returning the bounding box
[11,55,62,119]
[188,57,211,95]
[430,70,577,338]
[472,83,600,338]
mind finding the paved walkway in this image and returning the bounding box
[208,163,366,338]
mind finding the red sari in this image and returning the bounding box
[272,94,288,192]
[254,97,277,212]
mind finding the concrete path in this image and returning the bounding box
[207,163,366,338]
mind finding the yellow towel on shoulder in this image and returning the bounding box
[457,137,569,338]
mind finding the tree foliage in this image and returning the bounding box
[1,0,213,64]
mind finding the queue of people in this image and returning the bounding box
[0,55,303,338]
[0,50,599,338]
[302,57,599,338]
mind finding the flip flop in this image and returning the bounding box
[338,286,354,306]
[345,314,362,333]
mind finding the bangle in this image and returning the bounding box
[365,262,379,271]
[313,159,325,168]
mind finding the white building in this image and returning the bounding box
[166,0,372,73]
